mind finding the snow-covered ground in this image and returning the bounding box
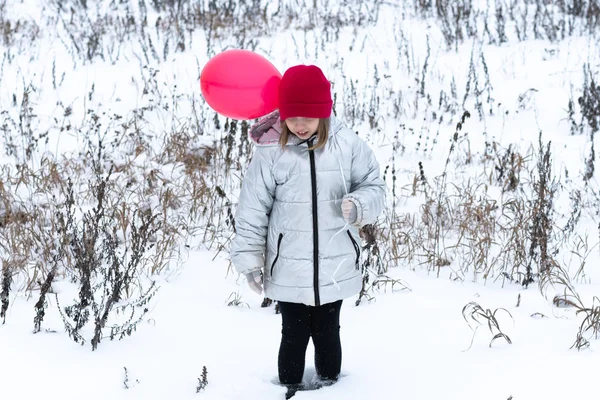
[3,250,599,400]
[2,1,600,399]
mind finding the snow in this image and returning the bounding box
[2,0,600,399]
[3,252,598,399]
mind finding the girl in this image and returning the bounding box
[230,65,386,399]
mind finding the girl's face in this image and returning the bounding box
[285,117,320,140]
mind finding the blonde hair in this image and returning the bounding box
[279,118,330,150]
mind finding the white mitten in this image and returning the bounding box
[341,198,357,224]
[245,269,263,295]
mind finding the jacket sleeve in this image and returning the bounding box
[344,135,386,227]
[230,147,276,275]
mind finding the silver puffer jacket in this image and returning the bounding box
[230,111,386,306]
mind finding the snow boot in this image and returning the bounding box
[285,383,303,399]
[311,375,338,390]
[314,378,336,389]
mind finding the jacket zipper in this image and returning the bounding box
[270,233,284,276]
[308,138,321,307]
[347,230,360,269]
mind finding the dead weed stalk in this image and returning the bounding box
[462,301,513,350]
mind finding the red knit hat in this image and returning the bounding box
[278,65,332,120]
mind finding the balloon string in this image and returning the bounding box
[338,154,349,195]
[324,258,346,291]
[325,150,351,250]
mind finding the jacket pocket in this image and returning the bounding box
[347,230,361,270]
[270,233,284,276]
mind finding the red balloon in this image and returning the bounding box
[200,50,281,120]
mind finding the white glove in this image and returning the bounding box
[245,270,263,295]
[341,198,357,224]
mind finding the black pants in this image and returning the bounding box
[278,300,343,385]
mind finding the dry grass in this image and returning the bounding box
[546,288,600,351]
[0,0,599,351]
[462,301,513,350]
